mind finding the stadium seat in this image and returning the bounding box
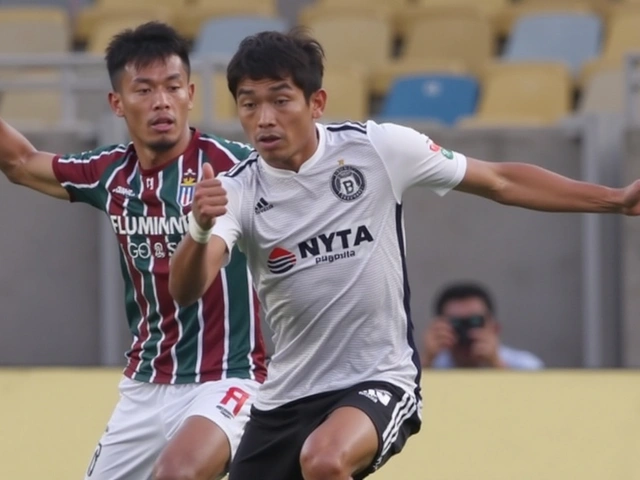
[189,72,237,125]
[370,58,469,96]
[305,10,393,71]
[75,2,180,43]
[398,7,494,76]
[322,67,369,122]
[0,72,62,127]
[0,6,69,54]
[175,0,277,40]
[413,0,509,25]
[464,62,572,125]
[378,74,479,126]
[192,16,288,57]
[578,67,625,114]
[503,13,602,76]
[85,12,175,54]
[496,0,595,36]
[600,11,640,62]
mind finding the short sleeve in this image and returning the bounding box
[52,144,126,208]
[211,174,243,264]
[367,121,467,201]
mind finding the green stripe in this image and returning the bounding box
[126,192,159,382]
[223,246,253,379]
[201,133,253,161]
[174,303,200,382]
[73,160,121,209]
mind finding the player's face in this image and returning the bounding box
[235,76,325,169]
[109,55,194,153]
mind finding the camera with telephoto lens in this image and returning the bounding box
[448,315,485,345]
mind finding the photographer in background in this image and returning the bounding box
[422,282,544,370]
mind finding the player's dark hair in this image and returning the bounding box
[105,21,191,91]
[226,28,325,102]
[433,282,495,316]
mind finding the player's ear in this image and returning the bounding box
[188,81,195,111]
[108,91,125,118]
[310,89,326,120]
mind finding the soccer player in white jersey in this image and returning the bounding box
[169,29,640,479]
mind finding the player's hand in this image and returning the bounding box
[192,162,227,230]
[621,180,640,216]
[469,328,503,368]
[422,318,456,367]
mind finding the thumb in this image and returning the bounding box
[202,162,215,180]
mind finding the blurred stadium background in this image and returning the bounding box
[1,0,640,477]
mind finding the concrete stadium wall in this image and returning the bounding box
[1,369,639,479]
[0,126,598,367]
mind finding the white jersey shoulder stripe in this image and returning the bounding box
[58,144,129,164]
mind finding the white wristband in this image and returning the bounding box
[188,211,213,244]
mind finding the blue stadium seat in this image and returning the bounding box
[378,74,479,126]
[192,16,288,57]
[503,13,602,76]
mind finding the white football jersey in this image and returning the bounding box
[212,120,467,411]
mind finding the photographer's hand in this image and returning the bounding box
[422,318,456,368]
[469,329,505,368]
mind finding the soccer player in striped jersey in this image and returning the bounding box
[169,29,640,480]
[0,22,266,480]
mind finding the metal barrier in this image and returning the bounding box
[0,52,231,128]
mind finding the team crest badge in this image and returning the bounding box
[331,163,366,202]
[178,168,197,207]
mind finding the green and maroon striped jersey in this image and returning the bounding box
[51,128,267,384]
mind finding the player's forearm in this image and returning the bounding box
[0,117,38,182]
[493,163,624,213]
[169,235,223,306]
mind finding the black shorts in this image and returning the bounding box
[228,381,421,480]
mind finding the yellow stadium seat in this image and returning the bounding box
[0,7,69,54]
[76,5,177,43]
[305,11,394,72]
[85,12,175,55]
[414,0,509,25]
[465,62,572,126]
[318,0,408,6]
[189,72,237,126]
[601,11,640,62]
[322,67,369,122]
[0,72,63,127]
[370,58,469,96]
[175,0,277,40]
[399,7,494,77]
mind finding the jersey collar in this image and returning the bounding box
[258,123,326,178]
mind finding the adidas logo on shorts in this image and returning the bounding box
[358,388,391,406]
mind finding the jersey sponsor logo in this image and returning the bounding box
[178,168,197,207]
[428,140,454,159]
[110,215,189,236]
[127,240,179,259]
[111,185,136,198]
[331,164,366,202]
[267,225,374,274]
[254,197,274,214]
[358,388,392,406]
[299,225,374,265]
[267,247,297,274]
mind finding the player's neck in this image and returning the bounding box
[271,127,319,173]
[134,127,193,171]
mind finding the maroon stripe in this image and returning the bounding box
[52,148,126,188]
[106,159,151,379]
[199,137,238,173]
[198,272,227,382]
[139,172,175,383]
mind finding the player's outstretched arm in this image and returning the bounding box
[456,158,640,215]
[0,117,68,200]
[169,163,230,306]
